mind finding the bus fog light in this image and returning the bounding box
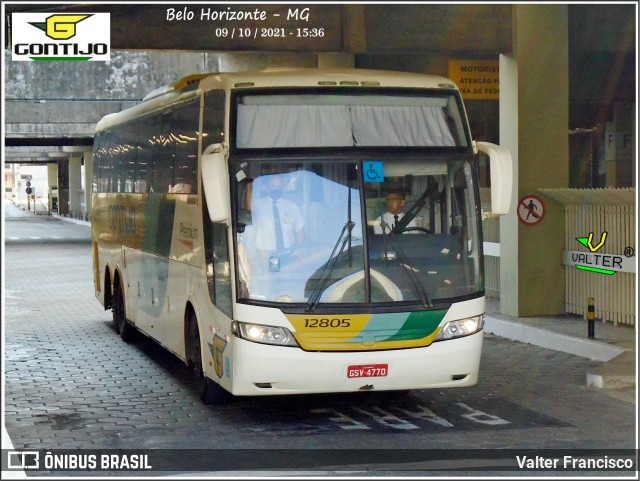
[235,321,299,347]
[435,315,484,341]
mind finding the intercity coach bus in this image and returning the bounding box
[91,68,512,404]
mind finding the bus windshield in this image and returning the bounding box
[232,156,482,307]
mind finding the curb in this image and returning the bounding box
[585,351,636,389]
[484,315,626,362]
[50,212,91,227]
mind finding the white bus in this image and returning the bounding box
[91,68,512,404]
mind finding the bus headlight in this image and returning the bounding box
[232,321,299,347]
[435,315,485,341]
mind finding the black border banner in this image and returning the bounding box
[2,449,638,473]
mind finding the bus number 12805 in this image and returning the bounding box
[304,318,352,328]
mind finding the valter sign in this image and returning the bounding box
[562,250,635,274]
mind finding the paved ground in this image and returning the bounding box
[2,201,637,477]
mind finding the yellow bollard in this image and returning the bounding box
[587,297,595,339]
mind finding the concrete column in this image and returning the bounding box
[57,158,69,215]
[47,163,58,212]
[499,54,519,316]
[315,3,364,69]
[68,156,82,219]
[342,4,366,52]
[499,4,569,316]
[84,151,93,221]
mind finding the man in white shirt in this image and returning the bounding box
[239,173,306,301]
[373,189,417,234]
[252,174,305,251]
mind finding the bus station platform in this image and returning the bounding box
[5,199,637,401]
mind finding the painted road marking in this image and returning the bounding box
[240,397,569,434]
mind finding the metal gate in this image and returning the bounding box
[541,188,636,326]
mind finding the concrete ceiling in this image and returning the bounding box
[3,3,636,164]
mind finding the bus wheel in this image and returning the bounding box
[187,310,232,405]
[113,280,135,343]
[110,283,121,334]
[201,376,232,405]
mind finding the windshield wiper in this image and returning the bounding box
[306,185,356,312]
[381,228,433,308]
[305,219,355,312]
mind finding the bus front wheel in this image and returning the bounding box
[187,309,232,405]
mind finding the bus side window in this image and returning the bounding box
[136,114,155,193]
[202,90,230,312]
[204,214,233,317]
[171,99,199,193]
[213,224,233,317]
[153,111,175,193]
[108,129,123,193]
[203,90,225,145]
[99,131,114,193]
[92,132,104,193]
[120,123,138,193]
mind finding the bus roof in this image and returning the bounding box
[195,68,458,91]
[95,68,460,132]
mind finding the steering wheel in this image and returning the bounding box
[398,226,433,234]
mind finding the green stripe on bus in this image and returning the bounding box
[383,309,445,341]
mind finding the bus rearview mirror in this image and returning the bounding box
[475,141,513,215]
[201,144,231,222]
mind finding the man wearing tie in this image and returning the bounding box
[253,174,305,252]
[373,189,417,234]
[240,173,306,301]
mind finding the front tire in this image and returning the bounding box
[113,280,136,343]
[200,375,232,405]
[187,309,233,405]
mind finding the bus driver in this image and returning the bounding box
[374,189,417,234]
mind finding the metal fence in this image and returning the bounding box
[542,188,636,326]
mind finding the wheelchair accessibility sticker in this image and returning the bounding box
[363,161,384,183]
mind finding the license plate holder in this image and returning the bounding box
[347,364,388,378]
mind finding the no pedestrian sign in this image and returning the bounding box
[517,195,545,225]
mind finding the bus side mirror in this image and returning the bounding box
[201,143,230,222]
[475,141,513,215]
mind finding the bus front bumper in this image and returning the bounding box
[229,331,483,396]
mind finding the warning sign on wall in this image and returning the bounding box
[517,195,545,226]
[448,59,499,101]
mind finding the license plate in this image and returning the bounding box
[347,364,388,378]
